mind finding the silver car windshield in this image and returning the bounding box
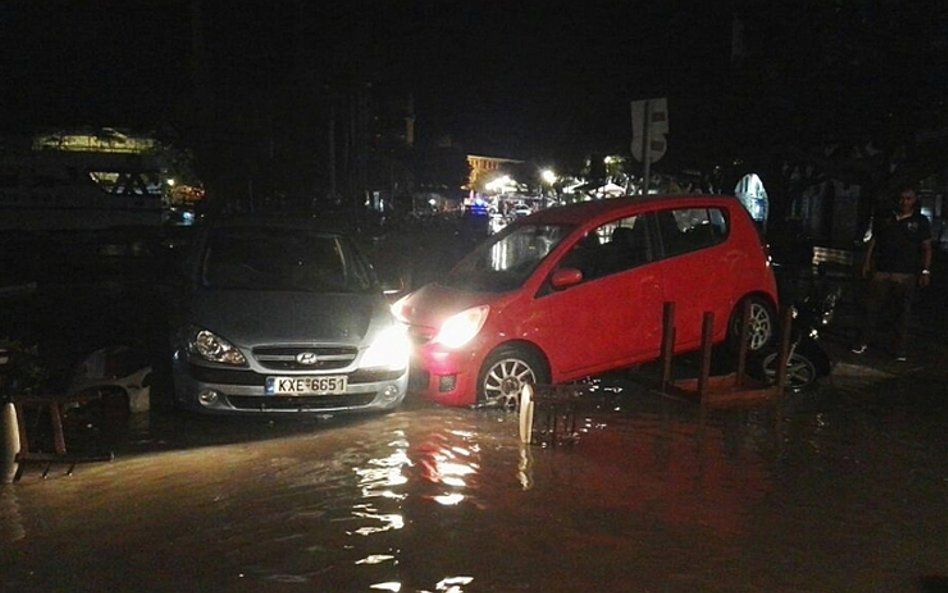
[443,223,573,292]
[200,227,374,293]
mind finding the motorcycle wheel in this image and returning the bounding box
[761,351,819,393]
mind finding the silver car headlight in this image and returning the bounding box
[360,324,410,371]
[186,327,248,366]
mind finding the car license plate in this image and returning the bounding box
[265,375,347,396]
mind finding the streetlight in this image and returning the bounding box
[540,169,557,205]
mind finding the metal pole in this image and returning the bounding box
[629,101,635,195]
[736,299,751,387]
[642,99,652,197]
[661,302,676,392]
[697,312,714,399]
[776,307,794,391]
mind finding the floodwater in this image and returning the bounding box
[2,368,947,593]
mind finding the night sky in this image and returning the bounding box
[3,2,945,169]
[1,1,735,159]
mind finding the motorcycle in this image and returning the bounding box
[751,286,840,392]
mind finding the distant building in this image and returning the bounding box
[465,154,524,199]
[0,128,203,231]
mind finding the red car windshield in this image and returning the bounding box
[442,223,574,292]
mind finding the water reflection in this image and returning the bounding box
[523,400,776,538]
[0,486,25,543]
[414,425,482,506]
[368,575,474,593]
[354,432,411,502]
[517,445,534,490]
[2,377,946,593]
[357,554,396,565]
[435,575,475,591]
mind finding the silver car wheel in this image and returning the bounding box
[481,357,538,409]
[745,301,774,351]
[762,351,817,392]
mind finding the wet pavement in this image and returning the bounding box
[2,348,948,592]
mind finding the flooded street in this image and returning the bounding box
[3,367,947,593]
[2,224,947,592]
[6,3,948,590]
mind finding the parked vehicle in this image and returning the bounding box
[170,217,410,415]
[750,285,839,392]
[394,195,779,408]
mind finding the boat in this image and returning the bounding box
[0,128,203,232]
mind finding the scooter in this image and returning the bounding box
[751,286,840,392]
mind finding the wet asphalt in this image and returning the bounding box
[3,361,947,593]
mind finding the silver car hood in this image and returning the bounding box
[188,289,384,346]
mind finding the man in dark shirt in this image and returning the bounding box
[852,186,933,360]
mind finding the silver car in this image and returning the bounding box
[171,218,409,414]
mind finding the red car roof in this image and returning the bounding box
[527,194,742,226]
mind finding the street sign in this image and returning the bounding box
[631,98,669,163]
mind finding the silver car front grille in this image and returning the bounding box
[252,346,358,371]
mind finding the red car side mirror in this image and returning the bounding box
[550,267,583,290]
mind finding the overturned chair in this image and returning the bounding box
[1,347,116,483]
[518,383,595,447]
[6,392,115,482]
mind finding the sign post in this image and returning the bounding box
[631,97,668,196]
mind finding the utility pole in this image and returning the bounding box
[189,0,210,124]
[641,99,652,197]
[327,96,337,201]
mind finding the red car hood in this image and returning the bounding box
[400,283,500,329]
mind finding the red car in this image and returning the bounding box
[393,195,779,408]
